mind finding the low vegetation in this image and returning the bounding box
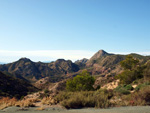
[0,97,17,110]
[55,89,113,109]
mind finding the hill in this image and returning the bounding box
[0,58,79,82]
[0,71,38,99]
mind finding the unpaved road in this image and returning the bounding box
[0,106,150,113]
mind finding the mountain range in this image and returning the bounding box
[0,50,150,83]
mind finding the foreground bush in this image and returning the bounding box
[66,70,95,91]
[55,89,113,109]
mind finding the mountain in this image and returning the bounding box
[85,50,150,76]
[89,50,110,61]
[0,58,79,82]
[0,71,38,99]
[86,50,111,66]
[75,58,88,69]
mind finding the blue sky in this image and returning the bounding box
[0,0,150,62]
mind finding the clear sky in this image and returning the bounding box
[0,0,150,63]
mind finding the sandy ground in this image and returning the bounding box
[0,106,150,113]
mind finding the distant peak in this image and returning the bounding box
[89,50,109,61]
[95,49,108,56]
[56,59,65,62]
[98,50,108,54]
[19,57,31,62]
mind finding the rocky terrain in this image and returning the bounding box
[0,58,79,82]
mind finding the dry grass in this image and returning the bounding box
[0,96,56,110]
[0,97,17,110]
[41,96,57,105]
[55,90,113,109]
[15,98,39,107]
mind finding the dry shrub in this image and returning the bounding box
[55,90,113,109]
[131,86,150,105]
[41,96,57,105]
[15,98,39,107]
[121,85,150,106]
[0,97,17,110]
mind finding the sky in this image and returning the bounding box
[0,0,150,63]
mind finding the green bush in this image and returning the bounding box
[66,70,95,91]
[114,85,131,95]
[117,55,145,84]
[125,84,134,90]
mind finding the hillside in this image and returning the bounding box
[84,50,150,76]
[0,58,79,82]
[0,71,38,99]
[75,58,88,69]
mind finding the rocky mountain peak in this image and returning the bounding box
[89,50,109,61]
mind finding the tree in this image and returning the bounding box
[117,55,144,84]
[66,70,95,91]
[120,55,139,70]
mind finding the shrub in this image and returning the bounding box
[66,70,95,91]
[130,86,150,105]
[41,96,57,105]
[117,55,145,85]
[114,85,130,95]
[55,89,113,109]
[0,97,17,110]
[125,84,134,90]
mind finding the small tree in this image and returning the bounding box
[117,55,144,84]
[66,70,95,91]
[120,55,139,70]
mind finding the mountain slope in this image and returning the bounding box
[85,50,150,76]
[75,58,88,69]
[0,58,79,81]
[0,71,38,99]
[86,50,111,66]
